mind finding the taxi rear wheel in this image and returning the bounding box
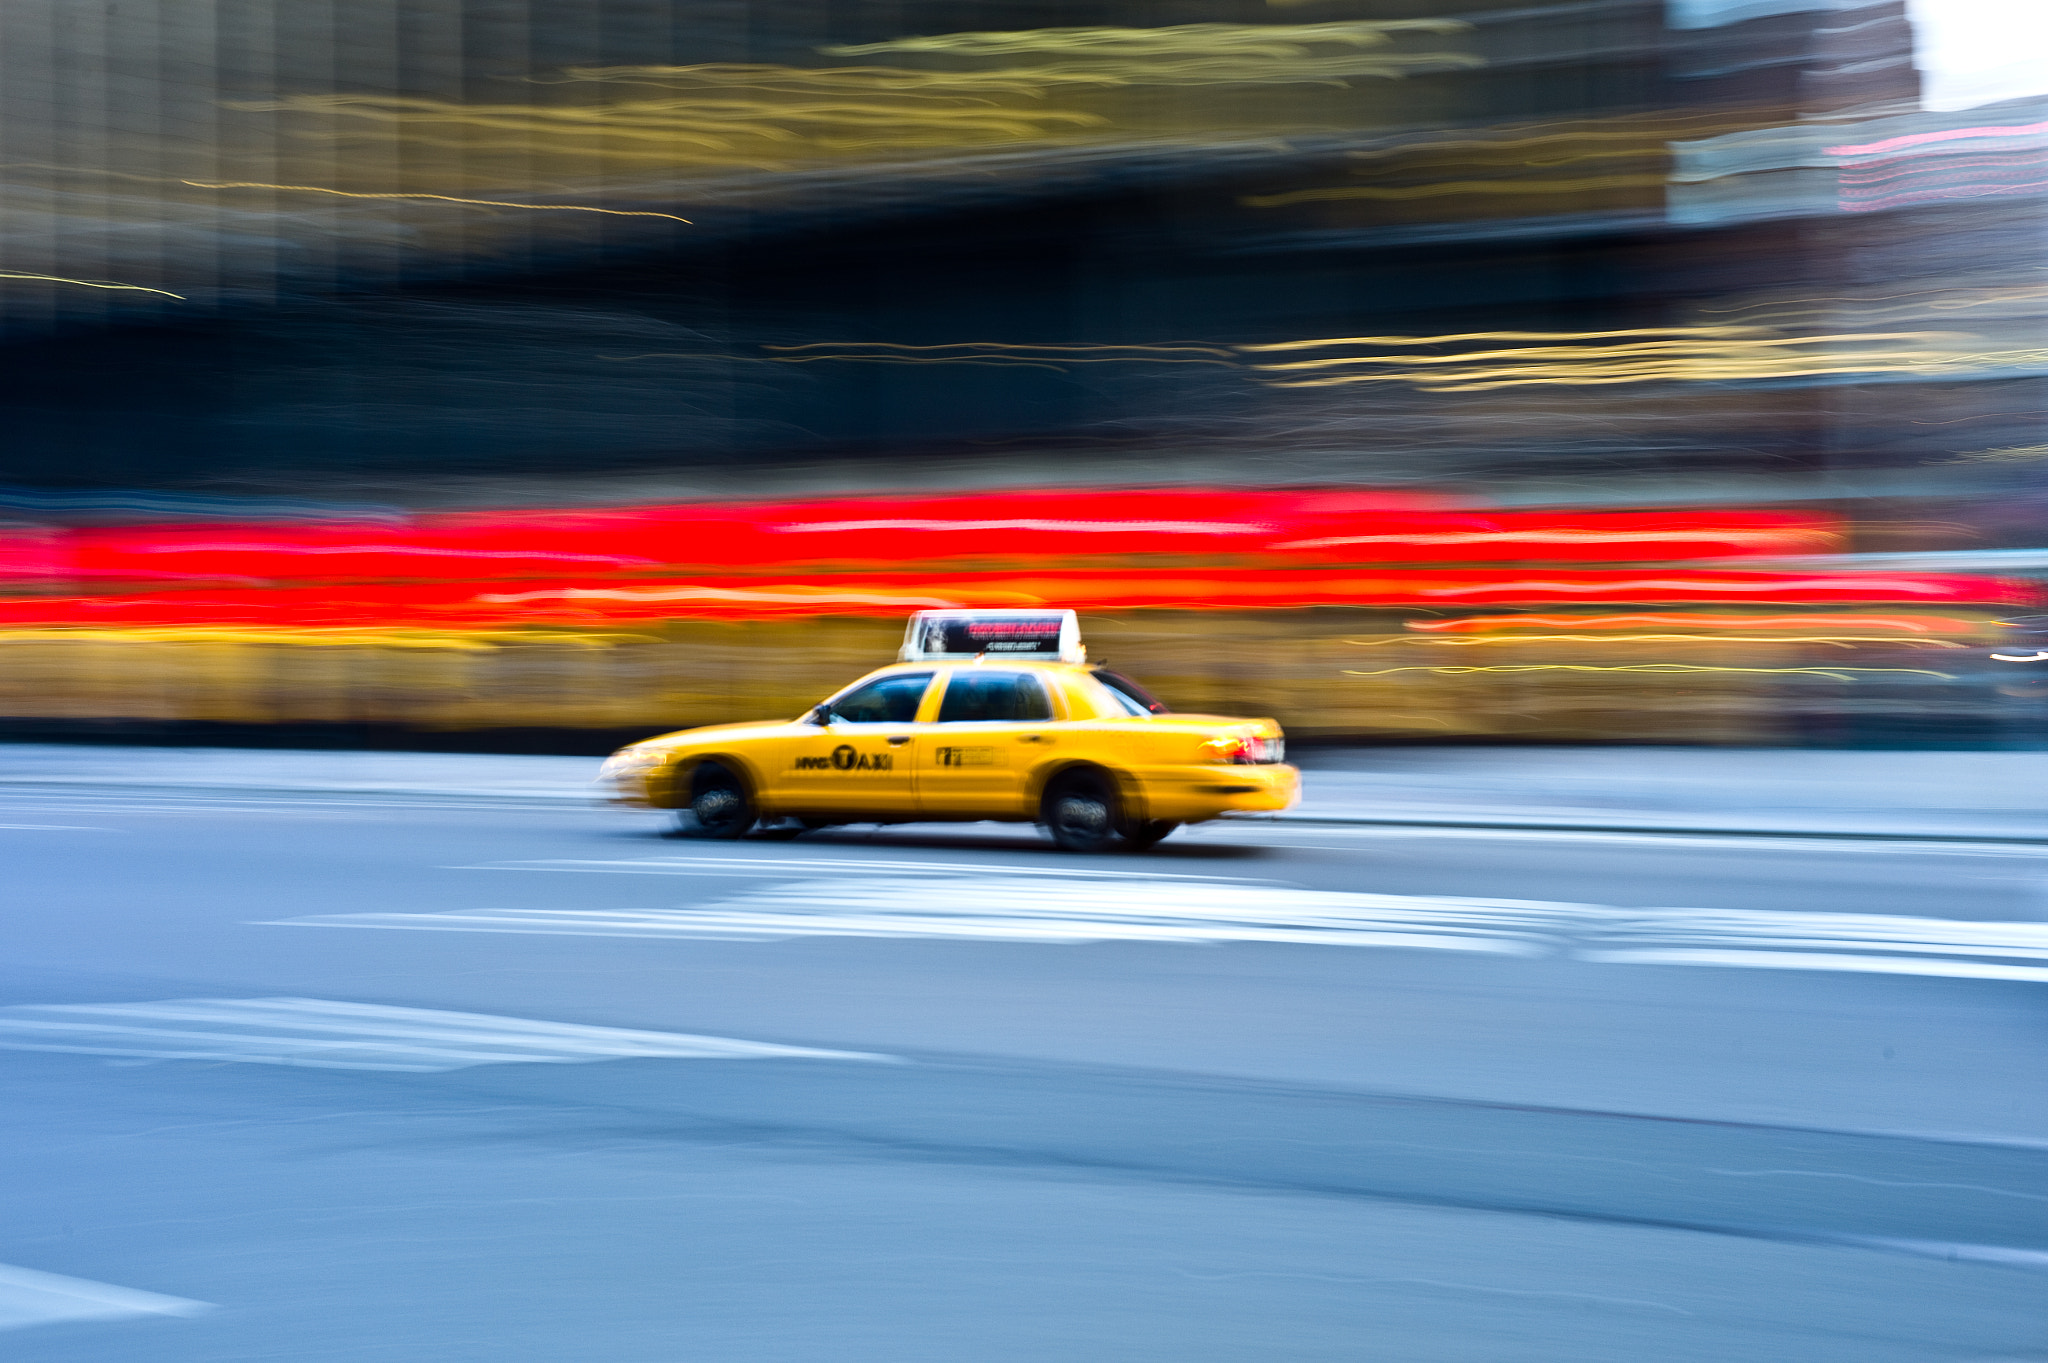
[674,761,756,839]
[1041,769,1120,853]
[1121,819,1180,851]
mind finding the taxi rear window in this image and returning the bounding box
[937,672,1054,723]
[1093,668,1169,714]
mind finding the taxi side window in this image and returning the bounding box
[1098,683,1152,718]
[830,672,933,723]
[936,672,1053,723]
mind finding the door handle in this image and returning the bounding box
[1018,734,1042,743]
[887,736,911,746]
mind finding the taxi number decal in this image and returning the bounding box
[793,745,892,773]
[933,746,998,768]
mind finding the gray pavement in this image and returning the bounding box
[4,741,2047,838]
[3,759,2047,1359]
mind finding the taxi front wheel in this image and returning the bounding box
[673,761,755,839]
[1041,769,1121,853]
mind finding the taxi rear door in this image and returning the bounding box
[917,668,1059,816]
[773,671,933,816]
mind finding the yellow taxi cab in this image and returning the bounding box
[598,609,1299,851]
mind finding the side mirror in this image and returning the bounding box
[806,704,832,726]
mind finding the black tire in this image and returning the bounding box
[673,761,756,839]
[1121,819,1180,851]
[1040,768,1120,853]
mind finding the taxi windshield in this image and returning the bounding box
[827,672,933,723]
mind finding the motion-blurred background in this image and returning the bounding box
[3,0,2045,749]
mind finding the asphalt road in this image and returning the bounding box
[3,781,2046,1361]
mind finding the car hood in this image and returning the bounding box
[640,719,796,748]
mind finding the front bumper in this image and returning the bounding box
[595,758,665,807]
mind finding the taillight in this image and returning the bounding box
[1202,734,1285,764]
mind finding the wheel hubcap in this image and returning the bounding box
[694,788,742,827]
[1056,796,1109,834]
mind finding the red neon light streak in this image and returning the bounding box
[1826,120,2048,159]
[0,570,2029,632]
[23,501,1842,586]
[1406,612,1991,634]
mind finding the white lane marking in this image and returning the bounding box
[1194,822,2048,858]
[1581,950,2048,983]
[1581,908,2048,982]
[0,1263,210,1331]
[0,998,890,1072]
[453,857,1260,882]
[271,910,786,942]
[280,879,1584,951]
[1836,1237,2048,1269]
[272,882,2048,982]
[1589,908,2048,958]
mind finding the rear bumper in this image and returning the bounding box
[1139,763,1300,822]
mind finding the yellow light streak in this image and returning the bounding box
[232,90,1111,168]
[1240,326,1772,352]
[1343,664,1956,680]
[222,21,1480,184]
[181,181,692,223]
[552,63,1128,93]
[824,19,1470,60]
[1236,327,2028,392]
[1951,444,2048,463]
[816,20,1484,90]
[1250,332,1963,368]
[1271,351,2042,392]
[1242,174,1666,207]
[566,53,1476,92]
[1345,634,1966,649]
[0,270,183,299]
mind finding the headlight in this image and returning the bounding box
[598,748,666,781]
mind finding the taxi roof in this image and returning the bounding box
[863,657,1090,675]
[899,608,1083,664]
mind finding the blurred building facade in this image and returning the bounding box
[0,0,2043,745]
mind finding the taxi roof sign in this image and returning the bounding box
[900,609,1084,664]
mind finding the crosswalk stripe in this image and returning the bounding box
[0,1263,210,1332]
[280,879,1572,951]
[0,998,891,1071]
[269,876,2048,984]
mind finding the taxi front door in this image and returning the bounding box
[772,671,931,817]
[916,668,1057,817]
